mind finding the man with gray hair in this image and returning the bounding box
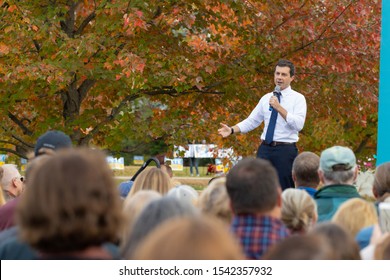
[314,146,361,222]
[0,164,23,202]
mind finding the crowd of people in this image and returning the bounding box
[0,129,389,260]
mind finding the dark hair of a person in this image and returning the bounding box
[373,162,390,200]
[226,158,279,214]
[276,59,295,77]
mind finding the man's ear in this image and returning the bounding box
[276,187,282,207]
[292,171,297,184]
[318,169,325,184]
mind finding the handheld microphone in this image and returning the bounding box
[269,85,281,111]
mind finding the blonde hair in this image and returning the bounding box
[374,234,390,260]
[332,198,377,237]
[128,167,171,197]
[281,189,317,233]
[132,216,244,260]
[198,177,232,224]
[121,190,162,242]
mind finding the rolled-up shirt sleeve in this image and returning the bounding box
[285,94,306,132]
[236,99,265,133]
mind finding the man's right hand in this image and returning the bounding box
[218,123,232,138]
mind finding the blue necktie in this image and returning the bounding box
[265,92,281,144]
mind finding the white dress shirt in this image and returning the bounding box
[237,86,307,143]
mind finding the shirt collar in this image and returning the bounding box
[280,85,292,96]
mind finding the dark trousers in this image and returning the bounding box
[256,143,298,190]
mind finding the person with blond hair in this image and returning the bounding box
[132,216,244,260]
[332,198,377,238]
[198,177,232,224]
[127,167,171,197]
[281,188,317,234]
[121,190,162,243]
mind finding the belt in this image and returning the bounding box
[262,141,296,147]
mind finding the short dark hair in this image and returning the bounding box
[276,59,295,77]
[226,158,280,214]
[292,152,320,188]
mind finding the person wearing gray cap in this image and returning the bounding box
[314,146,361,222]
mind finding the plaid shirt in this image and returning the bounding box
[231,213,290,259]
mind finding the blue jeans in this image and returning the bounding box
[190,157,199,175]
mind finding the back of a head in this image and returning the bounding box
[34,130,72,157]
[292,151,320,188]
[133,216,244,260]
[311,222,361,260]
[226,158,279,214]
[198,177,231,224]
[319,146,357,185]
[17,148,123,254]
[332,198,377,237]
[121,196,197,258]
[263,234,334,260]
[374,234,390,260]
[373,162,390,200]
[129,167,171,196]
[122,190,162,242]
[167,185,199,206]
[281,189,317,233]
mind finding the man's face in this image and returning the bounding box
[274,66,294,90]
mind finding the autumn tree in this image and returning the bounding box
[0,0,380,160]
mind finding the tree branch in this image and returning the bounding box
[7,111,33,136]
[75,11,96,36]
[0,147,28,159]
[283,1,354,57]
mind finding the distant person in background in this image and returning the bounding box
[292,151,320,197]
[226,158,289,259]
[314,146,360,222]
[188,140,199,177]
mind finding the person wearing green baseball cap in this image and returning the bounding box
[314,146,361,222]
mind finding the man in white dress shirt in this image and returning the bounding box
[218,59,307,190]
